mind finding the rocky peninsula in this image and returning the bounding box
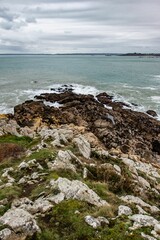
[0,86,160,240]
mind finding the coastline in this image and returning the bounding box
[0,86,160,239]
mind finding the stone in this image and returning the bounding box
[154,224,160,234]
[129,214,158,230]
[73,135,91,159]
[50,177,108,207]
[146,110,158,117]
[47,193,65,204]
[0,228,12,240]
[118,205,132,216]
[138,176,151,189]
[18,161,29,170]
[0,208,40,236]
[33,197,53,213]
[12,197,53,215]
[48,150,76,173]
[141,232,157,240]
[113,164,121,175]
[121,158,160,180]
[85,215,109,229]
[120,195,159,213]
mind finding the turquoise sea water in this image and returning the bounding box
[0,55,160,118]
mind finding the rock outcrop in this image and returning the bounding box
[0,87,160,240]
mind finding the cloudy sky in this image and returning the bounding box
[0,0,160,53]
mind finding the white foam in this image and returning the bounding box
[154,75,160,79]
[49,83,99,96]
[151,96,160,103]
[43,101,63,108]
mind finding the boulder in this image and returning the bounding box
[129,214,158,230]
[0,208,40,237]
[120,195,159,213]
[50,177,108,207]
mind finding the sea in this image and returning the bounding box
[0,54,160,120]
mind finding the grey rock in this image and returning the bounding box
[0,208,40,236]
[73,135,91,159]
[0,228,12,240]
[118,205,132,216]
[129,214,159,230]
[120,195,159,213]
[50,177,108,207]
[85,215,109,228]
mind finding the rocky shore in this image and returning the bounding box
[0,86,160,240]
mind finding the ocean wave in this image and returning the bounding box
[0,83,160,121]
[151,96,160,103]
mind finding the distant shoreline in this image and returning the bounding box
[0,53,160,57]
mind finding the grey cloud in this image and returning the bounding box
[0,7,16,21]
[0,0,160,53]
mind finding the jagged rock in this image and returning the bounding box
[73,135,91,159]
[50,177,108,207]
[120,195,159,213]
[12,197,53,215]
[122,157,160,180]
[129,214,159,230]
[0,208,40,237]
[118,205,132,216]
[48,150,76,173]
[85,215,109,228]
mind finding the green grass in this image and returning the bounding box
[0,135,32,147]
[0,185,22,201]
[26,149,56,161]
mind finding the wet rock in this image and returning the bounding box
[152,140,160,154]
[12,91,160,162]
[146,110,158,117]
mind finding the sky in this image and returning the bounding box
[0,0,160,54]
